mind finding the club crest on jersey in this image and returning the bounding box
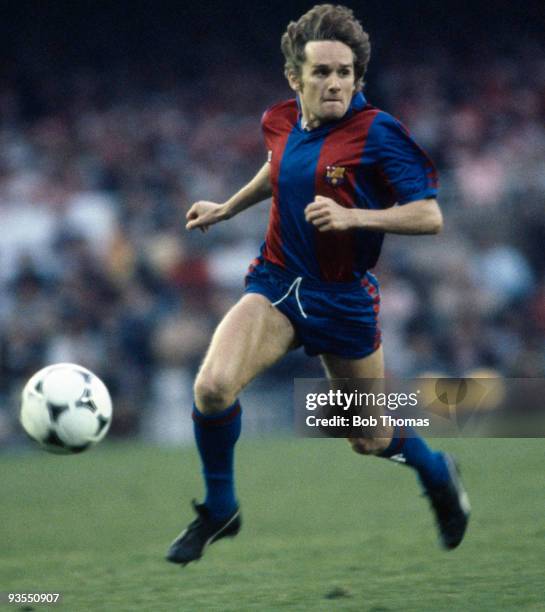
[325,165,346,186]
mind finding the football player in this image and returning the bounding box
[167,3,469,565]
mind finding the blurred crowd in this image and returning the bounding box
[1,37,544,445]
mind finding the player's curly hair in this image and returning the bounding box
[281,4,371,90]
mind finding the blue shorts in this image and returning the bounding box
[244,258,381,359]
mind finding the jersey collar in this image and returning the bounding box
[297,91,367,131]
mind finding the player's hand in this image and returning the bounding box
[304,196,354,232]
[186,201,227,233]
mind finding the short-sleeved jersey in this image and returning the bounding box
[260,92,438,283]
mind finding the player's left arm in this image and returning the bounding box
[304,196,443,235]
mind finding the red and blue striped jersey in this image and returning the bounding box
[260,92,438,282]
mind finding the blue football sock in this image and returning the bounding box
[380,426,449,489]
[193,400,241,520]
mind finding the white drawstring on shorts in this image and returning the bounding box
[271,276,308,319]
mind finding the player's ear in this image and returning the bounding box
[287,69,302,93]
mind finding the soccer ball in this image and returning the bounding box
[20,363,113,454]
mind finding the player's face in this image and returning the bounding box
[289,40,356,129]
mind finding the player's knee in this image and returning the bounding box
[194,372,236,414]
[348,437,373,455]
[348,436,390,456]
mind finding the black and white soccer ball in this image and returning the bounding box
[20,363,113,454]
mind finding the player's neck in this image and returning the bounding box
[300,112,323,131]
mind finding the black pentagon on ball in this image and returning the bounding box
[44,429,68,448]
[81,386,92,399]
[76,397,98,413]
[96,415,109,434]
[46,401,70,422]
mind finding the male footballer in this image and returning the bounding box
[167,3,470,566]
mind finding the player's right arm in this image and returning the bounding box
[186,162,272,232]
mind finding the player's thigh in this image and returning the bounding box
[320,345,384,379]
[320,346,391,454]
[320,345,385,411]
[196,293,297,406]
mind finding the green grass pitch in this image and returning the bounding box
[1,437,544,611]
